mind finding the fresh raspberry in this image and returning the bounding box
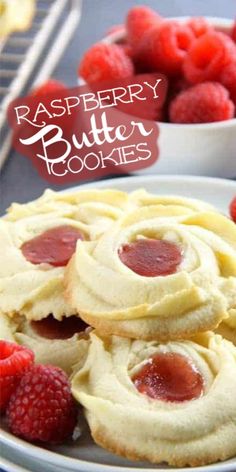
[219,61,236,105]
[137,20,194,76]
[231,20,236,43]
[183,31,236,84]
[79,43,134,84]
[169,82,235,124]
[0,341,34,412]
[6,364,77,444]
[229,197,236,222]
[126,6,162,49]
[186,17,213,38]
[31,79,67,96]
[105,34,134,60]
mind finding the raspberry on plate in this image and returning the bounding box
[126,6,162,49]
[0,341,34,412]
[229,197,236,223]
[183,31,236,84]
[186,17,213,38]
[219,61,236,105]
[6,364,77,444]
[31,79,67,96]
[169,82,235,124]
[137,20,194,76]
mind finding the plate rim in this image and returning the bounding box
[0,455,33,472]
[1,174,236,472]
[1,430,236,472]
[59,174,236,192]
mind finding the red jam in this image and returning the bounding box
[132,352,204,402]
[30,315,89,340]
[21,225,85,267]
[118,239,182,277]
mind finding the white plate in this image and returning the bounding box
[1,175,236,472]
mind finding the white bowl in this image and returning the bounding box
[99,17,236,178]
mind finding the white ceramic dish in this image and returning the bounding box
[97,17,236,178]
[1,175,236,472]
[0,457,31,472]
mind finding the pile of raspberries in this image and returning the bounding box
[79,6,236,124]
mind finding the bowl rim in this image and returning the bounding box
[99,16,236,130]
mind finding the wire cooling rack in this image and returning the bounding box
[0,0,82,169]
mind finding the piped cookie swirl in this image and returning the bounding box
[72,331,236,467]
[66,208,236,340]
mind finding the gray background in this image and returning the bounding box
[0,0,235,214]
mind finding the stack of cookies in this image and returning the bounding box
[0,188,128,373]
[1,187,236,467]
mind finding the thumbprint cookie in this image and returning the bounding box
[72,331,236,467]
[65,207,236,340]
[0,312,89,374]
[0,188,127,321]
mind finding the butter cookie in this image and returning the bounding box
[72,331,236,467]
[66,208,236,340]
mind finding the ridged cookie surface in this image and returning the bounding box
[0,312,89,374]
[72,331,236,467]
[65,208,236,340]
[0,189,127,320]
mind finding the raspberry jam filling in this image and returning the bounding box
[30,315,89,340]
[132,352,204,402]
[21,225,85,267]
[118,238,182,277]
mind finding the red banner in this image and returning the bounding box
[8,74,167,184]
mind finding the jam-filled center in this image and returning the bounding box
[118,238,182,277]
[132,352,204,402]
[21,225,85,267]
[30,315,89,340]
